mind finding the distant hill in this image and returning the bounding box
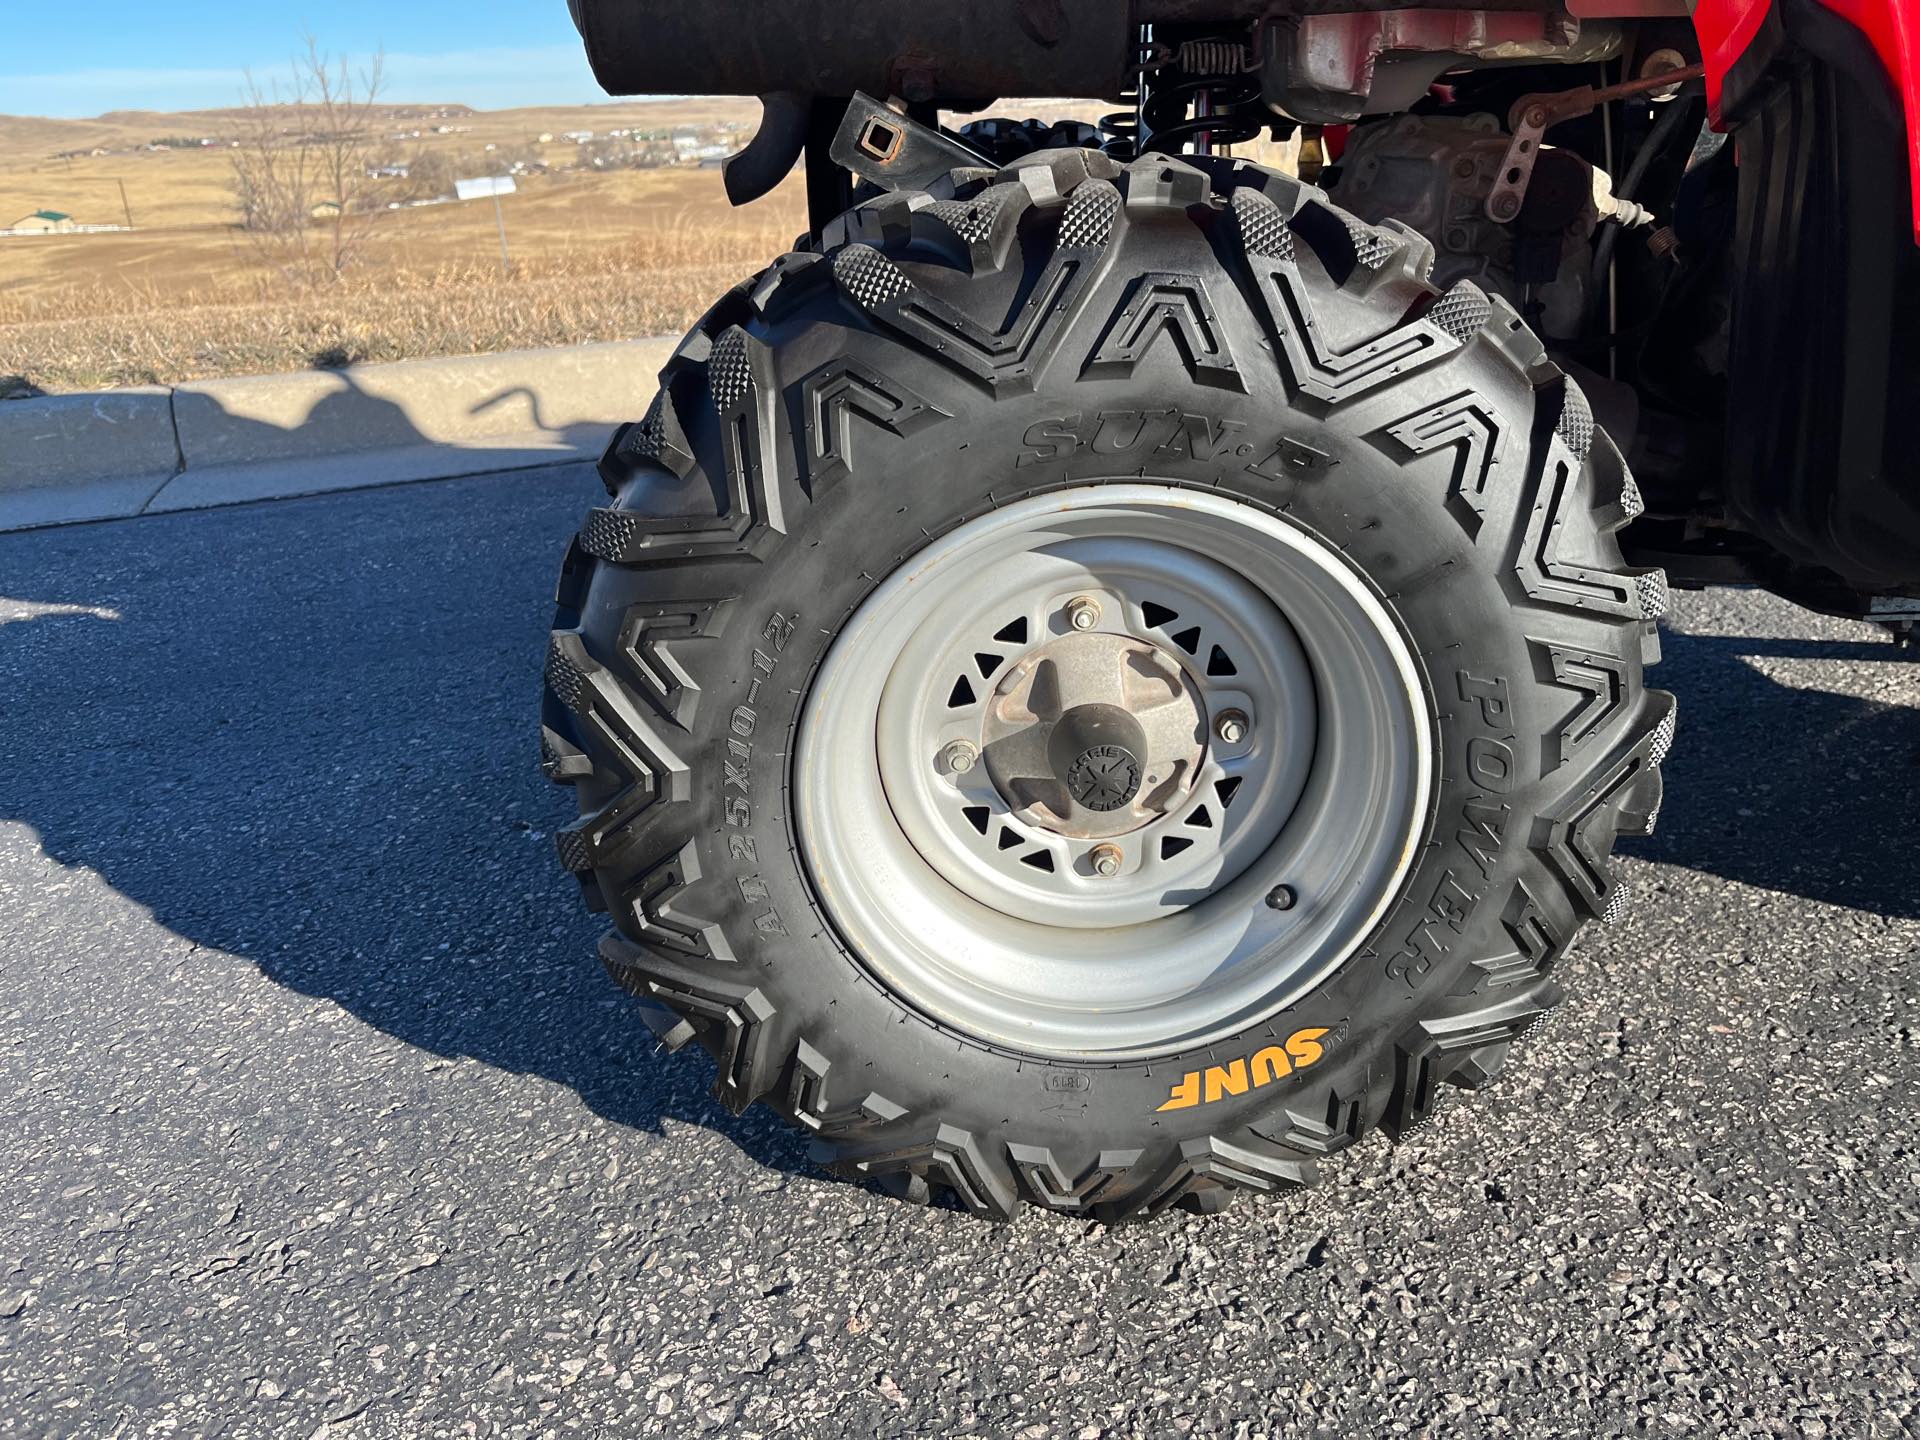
[0,104,487,157]
[0,99,762,164]
[0,115,128,155]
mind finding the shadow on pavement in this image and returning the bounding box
[170,364,615,485]
[0,482,1915,1181]
[0,471,814,1182]
[1640,629,1920,919]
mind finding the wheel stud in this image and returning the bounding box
[1215,709,1249,745]
[1064,596,1102,632]
[937,740,979,776]
[1090,844,1123,877]
[1266,884,1296,911]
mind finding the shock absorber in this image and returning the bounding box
[1138,37,1265,156]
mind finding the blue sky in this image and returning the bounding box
[3,2,613,117]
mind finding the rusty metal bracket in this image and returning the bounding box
[1485,63,1704,223]
[828,92,992,194]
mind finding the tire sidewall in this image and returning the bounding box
[584,349,1560,1161]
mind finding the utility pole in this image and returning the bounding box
[117,178,134,230]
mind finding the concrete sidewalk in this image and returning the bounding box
[0,337,675,532]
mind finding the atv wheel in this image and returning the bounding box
[541,149,1674,1221]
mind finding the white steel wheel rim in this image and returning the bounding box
[794,484,1433,1061]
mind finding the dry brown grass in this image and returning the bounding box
[0,97,803,393]
[1,203,802,392]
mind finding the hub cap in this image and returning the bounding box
[794,485,1433,1060]
[980,631,1205,839]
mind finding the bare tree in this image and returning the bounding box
[230,74,314,278]
[230,39,388,286]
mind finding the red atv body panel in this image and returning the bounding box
[1698,0,1920,240]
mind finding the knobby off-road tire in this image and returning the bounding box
[540,149,1675,1222]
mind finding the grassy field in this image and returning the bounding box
[0,218,801,395]
[0,98,812,392]
[0,97,1290,394]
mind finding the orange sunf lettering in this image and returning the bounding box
[1152,1025,1338,1113]
[1285,1026,1330,1067]
[1203,1058,1250,1103]
[1251,1045,1293,1085]
[1156,1071,1201,1112]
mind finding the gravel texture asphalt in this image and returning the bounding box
[0,466,1915,1439]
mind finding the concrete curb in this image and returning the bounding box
[0,388,181,530]
[0,338,677,533]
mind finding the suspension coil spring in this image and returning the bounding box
[1099,35,1159,159]
[1098,86,1141,159]
[1139,73,1265,155]
[1128,31,1266,156]
[1172,39,1253,76]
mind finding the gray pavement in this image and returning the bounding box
[0,466,1915,1438]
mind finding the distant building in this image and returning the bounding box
[9,211,75,234]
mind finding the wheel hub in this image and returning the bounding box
[794,484,1432,1060]
[979,630,1206,839]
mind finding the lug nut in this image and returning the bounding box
[1215,709,1249,745]
[1064,596,1102,632]
[1266,884,1297,911]
[1090,844,1123,878]
[937,740,978,776]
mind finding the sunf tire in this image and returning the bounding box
[540,150,1674,1221]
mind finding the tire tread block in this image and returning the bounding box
[600,935,777,1113]
[1228,187,1459,406]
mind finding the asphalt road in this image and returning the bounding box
[1,467,1916,1438]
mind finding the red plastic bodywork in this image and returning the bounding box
[1694,0,1920,240]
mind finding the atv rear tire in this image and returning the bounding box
[541,149,1674,1221]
